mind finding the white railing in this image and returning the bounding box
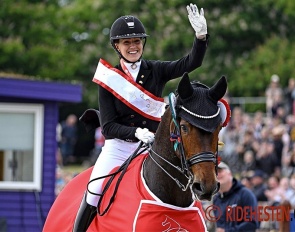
[229,97,266,112]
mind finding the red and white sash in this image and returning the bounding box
[93,59,166,121]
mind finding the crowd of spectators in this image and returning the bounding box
[219,75,295,211]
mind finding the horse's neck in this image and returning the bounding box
[143,111,193,207]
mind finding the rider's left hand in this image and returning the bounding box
[186,3,207,40]
[135,128,155,144]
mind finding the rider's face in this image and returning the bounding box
[116,38,143,62]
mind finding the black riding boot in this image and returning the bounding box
[73,192,97,232]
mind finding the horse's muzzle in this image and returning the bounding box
[191,181,220,201]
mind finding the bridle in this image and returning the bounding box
[148,94,219,192]
[148,143,194,191]
[148,119,218,192]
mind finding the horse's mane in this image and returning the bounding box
[153,107,173,152]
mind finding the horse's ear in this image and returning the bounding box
[177,72,194,99]
[209,76,227,101]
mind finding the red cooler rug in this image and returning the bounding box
[43,154,207,231]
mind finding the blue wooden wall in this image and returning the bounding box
[0,77,82,232]
[0,101,58,232]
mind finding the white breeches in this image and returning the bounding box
[86,139,141,206]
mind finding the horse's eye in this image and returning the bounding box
[180,124,188,132]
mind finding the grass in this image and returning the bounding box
[62,164,88,176]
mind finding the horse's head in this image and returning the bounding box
[171,72,229,201]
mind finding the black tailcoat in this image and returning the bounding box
[98,37,209,141]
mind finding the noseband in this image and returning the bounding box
[187,152,217,167]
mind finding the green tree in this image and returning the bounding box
[0,0,79,80]
[228,0,295,98]
[1,0,294,107]
[231,37,295,97]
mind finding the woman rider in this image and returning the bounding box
[73,3,209,231]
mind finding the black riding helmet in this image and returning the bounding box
[110,15,149,64]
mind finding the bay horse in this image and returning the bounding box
[43,72,230,231]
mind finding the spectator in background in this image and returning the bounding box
[284,77,295,115]
[239,130,255,153]
[255,139,280,177]
[234,130,256,175]
[59,114,78,166]
[281,154,294,177]
[291,147,295,166]
[250,169,268,201]
[280,142,295,178]
[272,125,288,167]
[219,107,247,173]
[285,114,295,143]
[85,127,105,167]
[264,175,281,205]
[290,143,295,160]
[241,149,256,177]
[277,177,292,201]
[55,167,76,197]
[55,166,65,196]
[265,74,283,118]
[275,104,288,124]
[285,173,295,208]
[252,111,265,140]
[257,125,271,143]
[213,162,258,232]
[240,175,252,189]
[56,123,63,167]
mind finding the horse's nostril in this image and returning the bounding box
[192,182,220,195]
[192,182,202,192]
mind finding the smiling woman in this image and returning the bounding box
[115,38,144,68]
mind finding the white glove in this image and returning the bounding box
[135,128,155,144]
[186,3,207,38]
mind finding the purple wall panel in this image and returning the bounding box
[0,77,82,103]
[0,76,82,232]
[0,102,58,232]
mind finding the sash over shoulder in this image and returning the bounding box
[93,59,166,121]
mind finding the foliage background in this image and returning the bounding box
[1,0,295,108]
[1,0,294,161]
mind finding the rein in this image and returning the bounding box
[87,142,148,216]
[148,126,218,192]
[148,145,193,191]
